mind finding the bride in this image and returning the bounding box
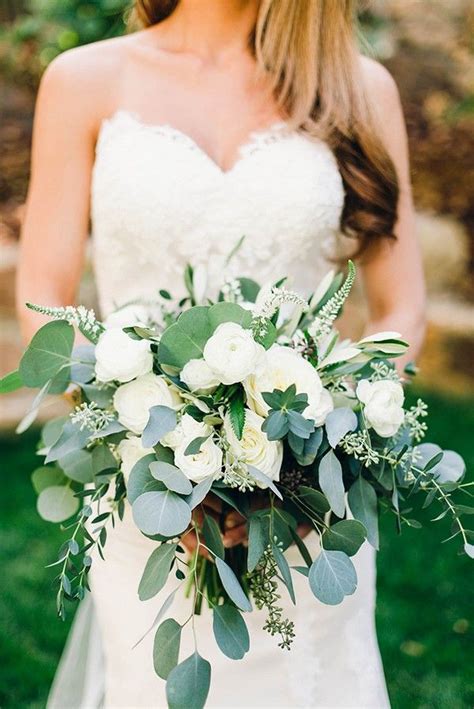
[17,0,425,707]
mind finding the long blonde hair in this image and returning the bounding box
[131,0,398,254]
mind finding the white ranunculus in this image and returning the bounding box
[305,387,334,426]
[113,373,182,434]
[180,358,220,394]
[174,436,223,483]
[162,413,211,450]
[104,304,150,329]
[224,409,283,483]
[244,344,326,420]
[357,379,405,438]
[95,328,153,383]
[203,322,264,385]
[116,435,154,483]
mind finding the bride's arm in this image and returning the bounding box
[357,58,426,367]
[16,49,107,343]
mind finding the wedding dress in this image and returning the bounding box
[48,110,390,709]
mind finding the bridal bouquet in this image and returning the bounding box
[2,260,472,708]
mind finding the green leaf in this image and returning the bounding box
[132,490,191,537]
[185,476,214,510]
[31,466,66,494]
[325,407,358,448]
[203,514,225,559]
[348,477,379,549]
[142,406,177,448]
[464,543,474,559]
[213,605,250,660]
[424,451,444,472]
[92,444,118,475]
[81,383,115,408]
[248,466,283,500]
[138,543,178,601]
[40,417,67,448]
[309,550,357,605]
[166,652,211,709]
[127,454,161,504]
[59,449,94,483]
[153,619,181,680]
[253,318,277,349]
[184,436,209,456]
[261,410,289,440]
[272,544,295,603]
[287,410,315,439]
[37,485,79,523]
[298,486,330,515]
[215,557,252,612]
[19,320,74,388]
[159,307,212,369]
[322,520,367,556]
[236,277,260,303]
[247,516,265,572]
[318,450,345,518]
[293,428,323,466]
[149,462,193,495]
[289,527,313,567]
[45,421,90,464]
[208,302,252,329]
[0,369,23,393]
[229,390,246,440]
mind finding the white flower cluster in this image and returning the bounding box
[252,285,308,320]
[26,303,103,342]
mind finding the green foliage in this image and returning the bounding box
[309,550,357,605]
[138,543,178,601]
[153,618,181,680]
[166,652,211,709]
[142,406,177,448]
[132,490,191,537]
[212,605,250,660]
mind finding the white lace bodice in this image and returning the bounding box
[91,110,345,316]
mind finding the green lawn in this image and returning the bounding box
[0,389,472,708]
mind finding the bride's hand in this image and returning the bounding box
[180,495,248,557]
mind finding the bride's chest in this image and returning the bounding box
[91,111,345,287]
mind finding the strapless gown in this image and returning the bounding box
[48,110,390,709]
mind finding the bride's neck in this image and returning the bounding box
[155,0,259,62]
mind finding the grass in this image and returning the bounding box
[0,389,473,708]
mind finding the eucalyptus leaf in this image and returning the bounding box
[208,302,252,329]
[132,588,179,649]
[59,449,94,483]
[287,410,315,439]
[298,486,331,515]
[271,544,295,603]
[309,550,357,605]
[215,557,252,612]
[149,462,193,495]
[127,454,161,504]
[325,407,358,448]
[45,421,91,464]
[37,485,79,523]
[41,417,67,449]
[247,516,265,572]
[142,406,177,448]
[132,490,191,537]
[159,307,212,369]
[139,543,178,601]
[81,383,115,408]
[318,450,346,518]
[248,466,283,500]
[31,466,66,494]
[184,436,209,456]
[185,476,214,510]
[92,444,118,475]
[229,391,246,440]
[322,520,367,556]
[16,379,51,434]
[203,514,225,559]
[294,428,323,466]
[261,410,289,440]
[19,320,74,388]
[166,652,211,709]
[0,369,23,393]
[213,605,250,660]
[348,477,379,549]
[153,619,181,680]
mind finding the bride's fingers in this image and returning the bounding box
[201,493,223,514]
[223,521,248,548]
[296,522,312,539]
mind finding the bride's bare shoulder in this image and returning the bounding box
[36,32,150,131]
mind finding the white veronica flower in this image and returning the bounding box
[174,436,223,483]
[116,435,154,483]
[95,328,153,383]
[244,344,332,425]
[357,379,405,438]
[203,322,264,385]
[224,409,283,483]
[180,358,220,394]
[113,373,182,434]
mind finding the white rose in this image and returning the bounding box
[305,387,334,426]
[113,373,182,434]
[180,358,220,394]
[244,344,325,420]
[357,379,405,438]
[162,413,211,450]
[116,435,154,483]
[224,409,283,484]
[174,436,223,483]
[104,304,150,329]
[95,328,153,383]
[203,322,264,385]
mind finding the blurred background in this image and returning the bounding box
[0,1,473,707]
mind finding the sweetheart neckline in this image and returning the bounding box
[98,109,299,176]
